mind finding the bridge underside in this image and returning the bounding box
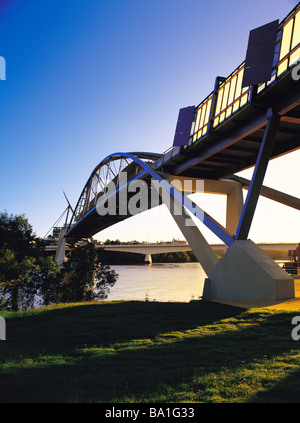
[154,70,300,179]
[67,175,162,241]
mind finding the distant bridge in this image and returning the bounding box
[56,4,300,302]
[47,240,299,263]
[100,242,299,264]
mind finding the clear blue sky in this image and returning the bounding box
[1,0,299,243]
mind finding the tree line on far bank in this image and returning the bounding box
[0,212,118,311]
[99,249,198,265]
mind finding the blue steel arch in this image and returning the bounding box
[66,151,234,246]
[67,151,160,234]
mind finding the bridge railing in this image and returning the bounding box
[190,63,253,147]
[154,4,298,155]
[190,5,299,147]
[259,4,300,90]
[154,145,180,168]
[151,5,300,172]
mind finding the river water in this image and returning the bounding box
[106,263,206,303]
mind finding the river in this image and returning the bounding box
[106,262,206,303]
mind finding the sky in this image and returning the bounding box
[0,0,299,244]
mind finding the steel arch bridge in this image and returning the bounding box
[62,4,300,301]
[66,151,234,247]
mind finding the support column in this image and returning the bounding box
[55,225,68,265]
[204,240,294,301]
[162,193,218,275]
[165,174,244,236]
[226,183,244,234]
[204,110,295,302]
[229,175,300,210]
[236,110,280,240]
[145,254,152,265]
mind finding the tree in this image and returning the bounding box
[0,212,61,311]
[30,256,62,307]
[0,212,118,310]
[56,243,118,303]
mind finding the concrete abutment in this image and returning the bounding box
[203,240,295,301]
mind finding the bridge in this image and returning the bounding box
[59,4,300,302]
[100,242,299,264]
[47,237,298,263]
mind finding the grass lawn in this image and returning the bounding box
[1,299,300,403]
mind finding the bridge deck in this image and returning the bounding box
[156,70,300,179]
[153,4,300,178]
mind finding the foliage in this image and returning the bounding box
[0,212,61,311]
[98,244,198,265]
[56,243,118,303]
[0,212,117,311]
[152,251,196,263]
[103,239,122,245]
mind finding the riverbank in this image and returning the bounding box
[1,297,300,403]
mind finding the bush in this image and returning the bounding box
[0,212,118,310]
[56,243,118,303]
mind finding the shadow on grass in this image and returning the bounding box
[1,301,241,357]
[249,367,300,403]
[0,301,300,403]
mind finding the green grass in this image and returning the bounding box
[1,300,300,403]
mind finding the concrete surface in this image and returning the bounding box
[213,278,300,310]
[204,240,295,301]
